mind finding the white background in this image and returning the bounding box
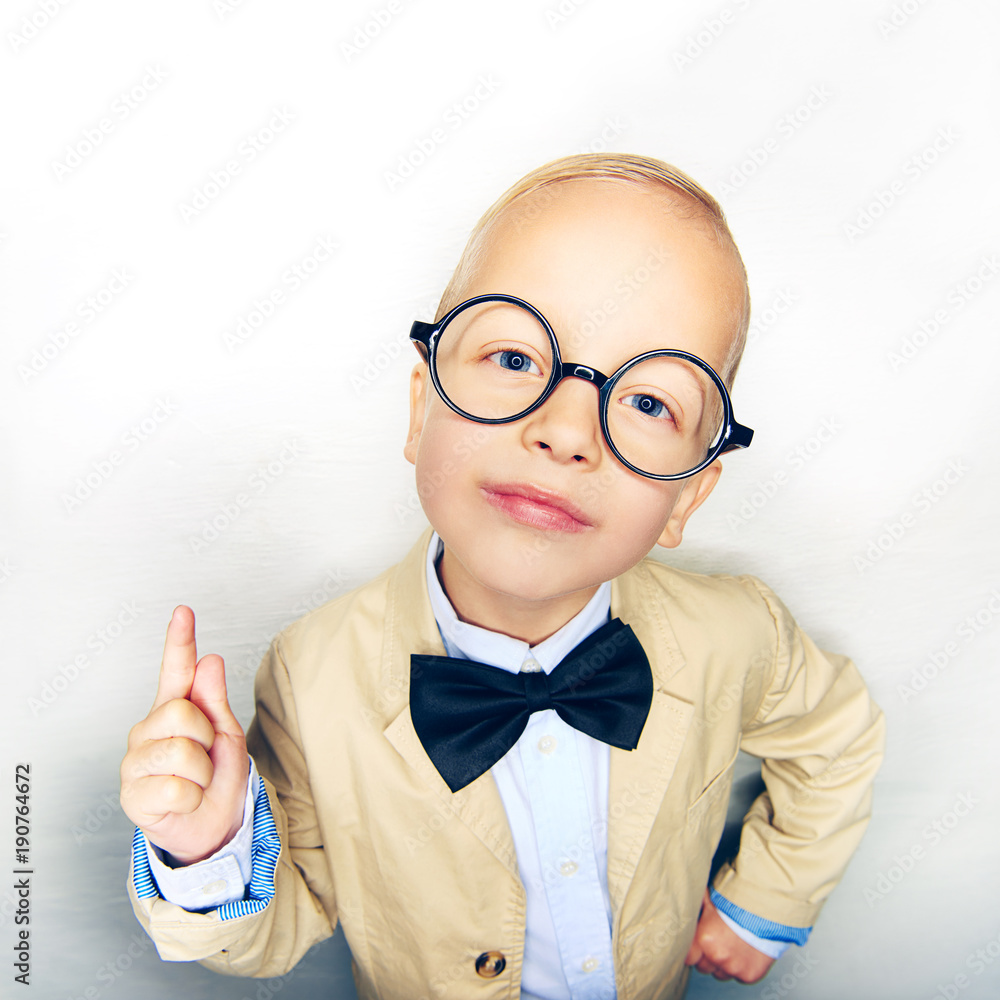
[3,0,999,997]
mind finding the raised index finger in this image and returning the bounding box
[152,605,199,710]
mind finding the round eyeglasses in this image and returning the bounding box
[409,294,753,481]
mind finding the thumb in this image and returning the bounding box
[188,654,244,739]
[684,889,711,966]
[685,936,703,966]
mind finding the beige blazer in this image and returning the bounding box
[128,529,885,1000]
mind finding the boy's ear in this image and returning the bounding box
[656,460,722,549]
[403,362,429,466]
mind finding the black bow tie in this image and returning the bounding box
[409,618,654,792]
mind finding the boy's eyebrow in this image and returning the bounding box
[677,365,708,403]
[566,340,712,402]
[664,365,707,430]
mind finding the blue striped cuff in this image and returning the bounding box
[709,888,812,945]
[132,825,159,899]
[132,776,281,921]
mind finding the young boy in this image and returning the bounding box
[120,153,884,1000]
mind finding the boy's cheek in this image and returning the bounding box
[450,426,490,463]
[416,459,459,497]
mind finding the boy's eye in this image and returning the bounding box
[486,349,541,374]
[621,393,675,422]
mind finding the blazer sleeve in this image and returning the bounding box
[711,576,886,931]
[127,636,336,977]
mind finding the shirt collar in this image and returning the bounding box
[424,531,612,675]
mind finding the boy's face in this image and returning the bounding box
[404,178,747,633]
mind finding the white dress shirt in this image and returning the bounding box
[425,535,617,1000]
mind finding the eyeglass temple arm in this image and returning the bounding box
[409,320,435,362]
[721,421,754,453]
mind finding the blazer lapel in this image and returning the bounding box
[377,533,696,896]
[380,530,520,879]
[606,561,694,917]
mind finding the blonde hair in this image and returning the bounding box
[435,152,751,387]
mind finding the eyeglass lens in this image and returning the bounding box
[433,299,726,478]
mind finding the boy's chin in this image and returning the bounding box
[448,535,608,606]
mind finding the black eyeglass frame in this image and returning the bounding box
[409,293,754,481]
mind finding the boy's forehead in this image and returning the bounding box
[481,178,735,294]
[493,176,691,245]
[464,177,746,367]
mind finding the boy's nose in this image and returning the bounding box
[521,377,603,467]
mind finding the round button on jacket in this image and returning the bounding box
[475,951,506,978]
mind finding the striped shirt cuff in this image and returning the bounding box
[710,888,812,946]
[132,765,280,921]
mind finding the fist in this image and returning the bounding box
[685,889,776,983]
[119,606,249,865]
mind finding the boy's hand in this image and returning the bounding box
[684,889,776,983]
[119,606,250,865]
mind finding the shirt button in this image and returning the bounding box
[521,657,543,673]
[475,951,506,978]
[537,735,557,755]
[559,860,579,877]
[201,879,226,895]
[582,957,599,973]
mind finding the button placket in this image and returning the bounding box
[518,715,616,999]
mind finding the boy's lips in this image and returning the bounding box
[479,482,593,533]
